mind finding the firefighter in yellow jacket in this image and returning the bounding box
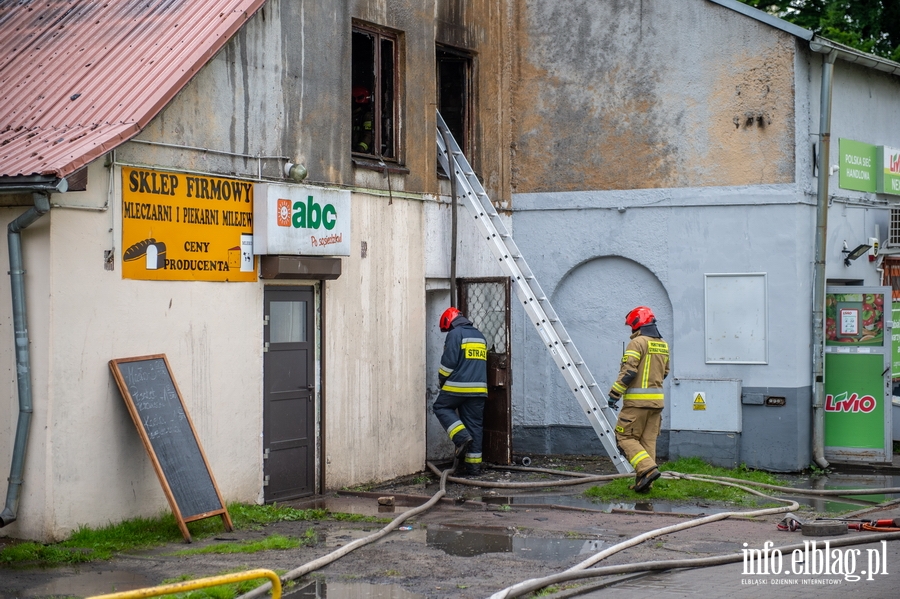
[607,306,669,493]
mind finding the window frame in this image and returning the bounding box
[351,22,401,164]
[436,44,474,159]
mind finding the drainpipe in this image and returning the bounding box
[810,51,836,471]
[0,193,51,527]
[440,127,459,307]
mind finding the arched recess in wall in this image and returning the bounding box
[541,255,674,426]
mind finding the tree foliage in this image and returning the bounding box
[738,0,900,61]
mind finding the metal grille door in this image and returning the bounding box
[459,278,511,465]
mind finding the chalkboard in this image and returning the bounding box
[109,355,233,542]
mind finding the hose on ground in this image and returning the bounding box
[235,460,458,599]
[673,471,900,497]
[490,531,900,599]
[426,460,631,489]
[487,469,900,599]
[235,460,900,599]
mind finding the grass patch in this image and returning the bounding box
[0,503,386,568]
[582,457,782,506]
[171,532,311,556]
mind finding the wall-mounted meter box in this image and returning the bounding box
[670,378,742,433]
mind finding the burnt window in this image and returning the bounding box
[352,26,397,160]
[437,47,472,157]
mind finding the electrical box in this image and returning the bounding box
[669,378,742,432]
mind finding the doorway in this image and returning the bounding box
[458,277,512,465]
[263,286,316,501]
[436,46,472,158]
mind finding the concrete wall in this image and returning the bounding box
[323,191,426,488]
[509,0,796,195]
[511,187,817,470]
[505,0,900,471]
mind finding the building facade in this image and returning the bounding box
[2,0,900,543]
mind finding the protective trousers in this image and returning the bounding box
[614,406,662,475]
[432,393,484,464]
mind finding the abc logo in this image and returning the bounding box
[277,196,337,230]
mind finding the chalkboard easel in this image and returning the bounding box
[109,354,233,542]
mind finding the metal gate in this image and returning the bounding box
[458,277,511,465]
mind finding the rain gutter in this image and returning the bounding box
[0,191,52,527]
[809,36,900,76]
[809,49,835,471]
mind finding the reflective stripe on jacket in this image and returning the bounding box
[438,316,488,397]
[609,332,669,409]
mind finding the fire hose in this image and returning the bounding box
[233,463,900,599]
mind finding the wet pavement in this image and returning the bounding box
[285,579,424,598]
[4,460,900,598]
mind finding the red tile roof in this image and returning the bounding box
[0,0,266,181]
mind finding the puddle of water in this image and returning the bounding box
[287,579,424,598]
[776,471,900,512]
[27,570,153,597]
[294,496,416,518]
[480,469,900,515]
[480,494,734,515]
[425,524,605,560]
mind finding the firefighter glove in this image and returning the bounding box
[607,396,619,410]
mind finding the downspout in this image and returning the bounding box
[440,127,459,306]
[0,193,51,527]
[810,51,836,470]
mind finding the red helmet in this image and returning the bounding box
[625,306,655,331]
[352,86,371,104]
[440,307,461,332]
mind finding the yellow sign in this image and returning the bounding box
[122,168,256,281]
[693,392,706,411]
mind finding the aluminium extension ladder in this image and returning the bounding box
[436,111,634,474]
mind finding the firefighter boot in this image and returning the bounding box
[453,437,472,472]
[463,462,482,477]
[633,466,660,494]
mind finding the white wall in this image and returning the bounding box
[323,192,426,488]
[0,161,262,541]
[0,202,51,540]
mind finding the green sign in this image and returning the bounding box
[877,145,900,196]
[894,307,900,378]
[824,352,885,449]
[839,139,877,193]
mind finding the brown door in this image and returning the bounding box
[263,286,315,501]
[458,278,511,465]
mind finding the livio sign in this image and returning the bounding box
[253,183,351,256]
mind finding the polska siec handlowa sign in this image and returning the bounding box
[253,183,351,256]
